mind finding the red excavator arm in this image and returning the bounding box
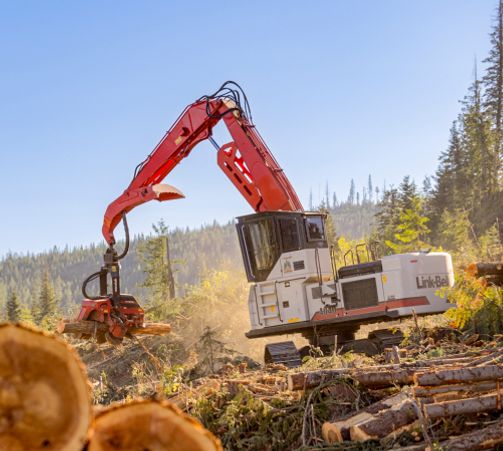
[72,82,303,344]
[102,81,303,246]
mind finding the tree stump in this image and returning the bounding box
[0,323,91,451]
[88,399,222,451]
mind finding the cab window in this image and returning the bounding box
[279,218,300,252]
[305,216,325,241]
[243,219,279,278]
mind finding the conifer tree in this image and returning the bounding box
[367,175,373,203]
[138,220,177,320]
[479,221,503,260]
[437,209,476,260]
[376,177,431,254]
[6,291,21,322]
[35,271,58,327]
[461,66,495,197]
[430,121,469,230]
[332,192,338,208]
[375,187,401,249]
[483,0,503,178]
[348,179,356,204]
[385,197,430,253]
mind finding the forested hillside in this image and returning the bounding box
[0,222,243,320]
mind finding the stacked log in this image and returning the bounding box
[315,350,503,445]
[0,323,221,451]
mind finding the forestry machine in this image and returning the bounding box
[76,81,455,364]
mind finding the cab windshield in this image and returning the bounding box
[242,218,279,280]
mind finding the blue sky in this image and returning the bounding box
[0,1,496,255]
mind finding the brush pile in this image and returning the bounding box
[169,329,503,450]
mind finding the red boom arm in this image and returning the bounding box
[102,86,303,245]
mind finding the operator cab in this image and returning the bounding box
[236,211,328,282]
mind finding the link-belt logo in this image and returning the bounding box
[416,275,449,289]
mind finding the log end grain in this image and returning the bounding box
[0,323,91,450]
[88,399,222,451]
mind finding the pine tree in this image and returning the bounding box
[479,221,503,260]
[332,192,338,208]
[376,177,431,254]
[430,121,469,230]
[462,65,495,197]
[348,179,356,205]
[397,176,417,211]
[196,326,233,374]
[437,209,476,260]
[138,220,177,320]
[6,291,21,322]
[483,0,503,177]
[367,175,373,203]
[375,187,401,251]
[325,182,330,208]
[385,197,430,253]
[35,272,58,327]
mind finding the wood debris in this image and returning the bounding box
[318,346,503,447]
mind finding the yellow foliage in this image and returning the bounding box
[444,271,503,335]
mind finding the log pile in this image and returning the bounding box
[0,323,221,451]
[302,348,503,447]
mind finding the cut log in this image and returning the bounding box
[353,367,419,388]
[414,364,503,386]
[465,349,503,367]
[287,368,349,390]
[350,399,418,441]
[88,399,222,450]
[424,390,503,419]
[322,392,408,444]
[131,323,172,336]
[437,417,503,450]
[57,320,171,337]
[0,323,91,451]
[288,356,480,391]
[57,320,108,335]
[412,380,499,398]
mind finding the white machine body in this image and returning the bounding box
[236,212,455,340]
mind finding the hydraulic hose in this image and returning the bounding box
[81,270,103,300]
[116,214,130,260]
